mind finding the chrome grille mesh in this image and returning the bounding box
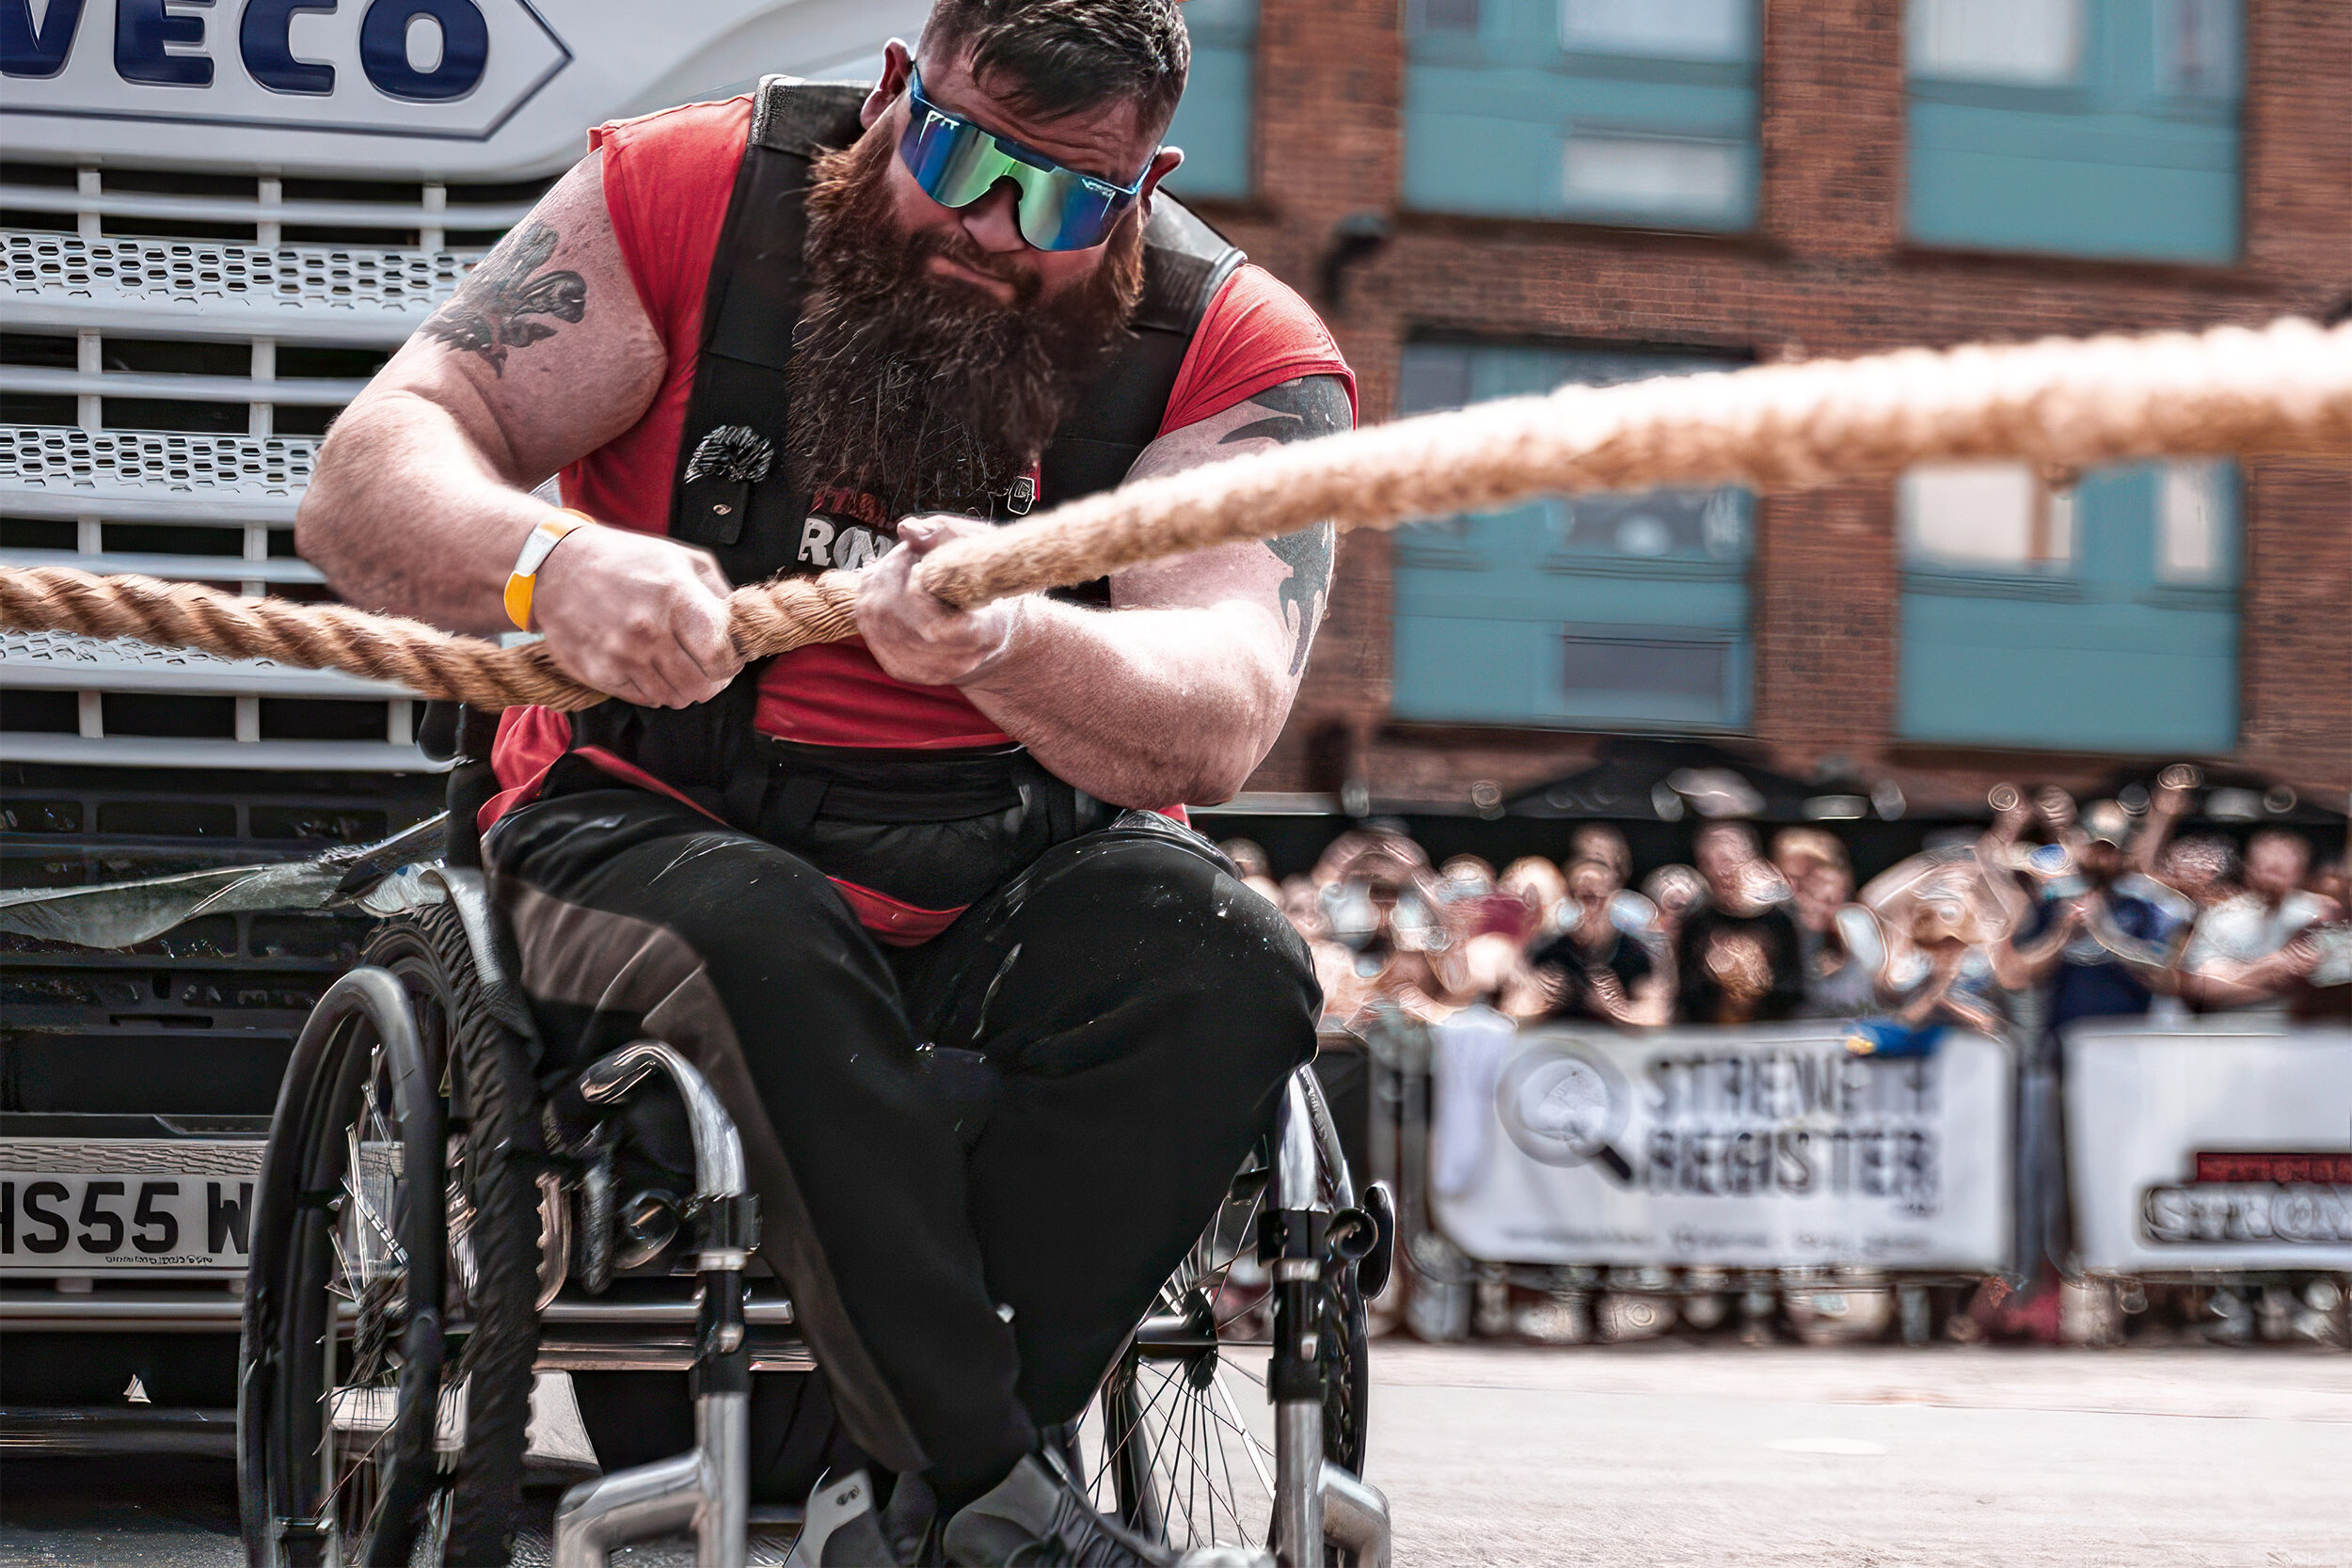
[1,160,549,768]
[3,427,318,497]
[4,232,464,322]
[1,629,403,697]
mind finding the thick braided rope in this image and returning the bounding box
[915,314,2352,606]
[0,564,859,712]
[5,314,2350,706]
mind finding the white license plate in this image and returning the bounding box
[0,1140,266,1275]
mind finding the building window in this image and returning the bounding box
[1162,0,1256,200]
[1897,460,2239,752]
[1561,0,1750,58]
[1392,342,1754,732]
[2156,0,2240,97]
[1905,0,2242,262]
[1902,464,2074,572]
[1909,0,2085,84]
[1403,0,1758,230]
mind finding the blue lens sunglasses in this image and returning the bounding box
[896,69,1152,252]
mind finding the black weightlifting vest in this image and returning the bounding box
[555,77,1244,918]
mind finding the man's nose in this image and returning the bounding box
[959,178,1031,253]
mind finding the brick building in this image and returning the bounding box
[1158,0,2352,824]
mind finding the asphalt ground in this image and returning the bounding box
[2,1342,2345,1566]
[1373,1341,2352,1567]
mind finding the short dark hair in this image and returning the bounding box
[920,0,1189,135]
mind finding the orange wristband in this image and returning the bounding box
[503,509,594,631]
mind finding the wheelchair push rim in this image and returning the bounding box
[240,964,455,1566]
[240,903,548,1568]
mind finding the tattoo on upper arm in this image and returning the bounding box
[1217,374,1351,448]
[1219,376,1348,674]
[419,222,587,376]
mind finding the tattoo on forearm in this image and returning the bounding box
[419,222,586,376]
[1220,376,1348,674]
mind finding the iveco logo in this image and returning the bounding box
[2,0,570,139]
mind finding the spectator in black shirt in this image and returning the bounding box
[1677,822,1807,1024]
[1531,860,1676,1026]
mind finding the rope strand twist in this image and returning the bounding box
[6,315,2351,711]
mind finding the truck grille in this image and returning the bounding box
[1,160,550,770]
[2,163,521,1130]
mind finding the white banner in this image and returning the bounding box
[2067,1020,2352,1274]
[1428,1018,2015,1271]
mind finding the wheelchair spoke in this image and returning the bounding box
[1214,1371,1272,1519]
[1164,1370,1253,1544]
[1200,1371,1273,1454]
[1110,1355,1273,1551]
[297,1032,449,1562]
[342,1063,410,1280]
[325,1223,359,1307]
[442,1173,479,1312]
[1096,1385,1154,1468]
[1079,1127,1369,1555]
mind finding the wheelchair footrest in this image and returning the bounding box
[550,1386,749,1568]
[1321,1460,1391,1568]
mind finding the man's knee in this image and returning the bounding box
[937,822,1318,1072]
[1078,826,1316,1005]
[1035,822,1308,956]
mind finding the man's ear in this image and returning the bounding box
[1138,145,1184,203]
[861,39,914,130]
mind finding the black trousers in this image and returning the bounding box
[483,784,1318,1505]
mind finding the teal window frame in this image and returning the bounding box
[1403,0,1760,230]
[1905,0,2243,263]
[1393,341,1755,733]
[1161,0,1257,200]
[1897,460,2241,752]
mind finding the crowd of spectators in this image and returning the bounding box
[1231,772,2351,1349]
[1226,768,2352,1046]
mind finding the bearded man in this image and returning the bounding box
[297,0,1349,1561]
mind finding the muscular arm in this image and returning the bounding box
[294,155,740,707]
[857,374,1348,806]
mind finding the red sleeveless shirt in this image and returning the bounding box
[486,97,1353,932]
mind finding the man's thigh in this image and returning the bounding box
[482,786,904,1076]
[481,784,972,1476]
[903,813,1322,1421]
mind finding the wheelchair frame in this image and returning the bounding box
[239,861,1392,1568]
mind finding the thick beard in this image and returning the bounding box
[789,127,1146,521]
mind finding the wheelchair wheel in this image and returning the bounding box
[1085,1071,1369,1557]
[240,906,546,1566]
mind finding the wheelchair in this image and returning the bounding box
[235,712,1393,1568]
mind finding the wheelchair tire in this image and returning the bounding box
[239,906,546,1567]
[1087,1081,1369,1559]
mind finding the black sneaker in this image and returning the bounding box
[940,1449,1268,1568]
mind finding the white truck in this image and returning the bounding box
[0,0,923,1451]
